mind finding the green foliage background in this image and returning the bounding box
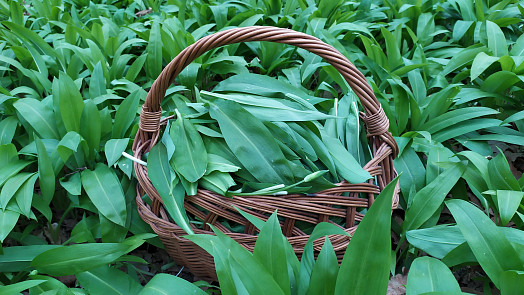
[0,0,523,294]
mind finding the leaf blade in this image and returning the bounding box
[81,163,127,226]
[446,199,523,288]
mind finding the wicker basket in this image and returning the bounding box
[132,26,399,281]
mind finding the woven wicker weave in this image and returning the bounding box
[132,26,399,281]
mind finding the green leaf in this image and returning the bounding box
[510,34,524,56]
[60,173,81,196]
[209,99,293,184]
[13,98,60,139]
[169,112,207,183]
[145,20,162,79]
[89,62,107,99]
[471,52,499,80]
[381,26,402,70]
[147,144,193,234]
[112,90,140,138]
[205,154,240,174]
[406,225,465,259]
[426,146,456,182]
[57,131,83,163]
[432,119,501,142]
[0,172,35,210]
[0,144,17,167]
[14,173,38,217]
[487,152,520,191]
[218,227,286,294]
[199,171,235,195]
[0,280,46,295]
[290,123,336,177]
[35,136,55,204]
[301,222,350,294]
[393,146,425,195]
[486,20,508,57]
[253,212,290,295]
[9,0,23,25]
[81,163,127,226]
[100,214,128,243]
[409,225,524,264]
[77,265,143,295]
[320,129,371,183]
[234,208,300,290]
[307,237,338,295]
[0,209,19,242]
[442,46,486,76]
[80,100,102,159]
[421,107,498,134]
[0,116,17,145]
[214,73,324,105]
[105,138,129,167]
[441,241,477,267]
[481,71,521,93]
[494,190,523,226]
[335,177,399,295]
[500,271,524,295]
[446,199,523,288]
[31,241,144,276]
[126,54,148,82]
[2,21,65,70]
[0,245,59,273]
[27,275,69,294]
[139,274,206,295]
[402,162,466,233]
[406,257,461,294]
[55,72,85,132]
[0,160,31,188]
[202,91,333,122]
[187,225,287,294]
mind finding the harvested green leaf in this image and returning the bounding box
[202,91,333,122]
[320,129,371,183]
[209,99,294,185]
[148,143,193,234]
[169,111,207,183]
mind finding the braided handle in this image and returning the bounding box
[133,26,398,157]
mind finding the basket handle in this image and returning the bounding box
[133,26,398,157]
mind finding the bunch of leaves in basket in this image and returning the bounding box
[146,72,375,234]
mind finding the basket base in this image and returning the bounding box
[158,234,218,281]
